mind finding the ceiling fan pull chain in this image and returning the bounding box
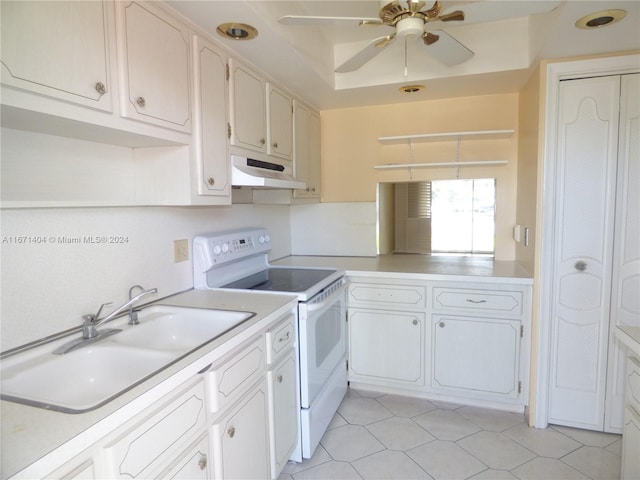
[404,37,409,77]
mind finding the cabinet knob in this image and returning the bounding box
[439,321,445,328]
[198,454,207,471]
[260,138,265,145]
[412,319,418,325]
[208,177,215,186]
[277,375,283,383]
[227,426,235,438]
[136,96,146,107]
[273,141,279,149]
[94,82,106,95]
[575,261,587,272]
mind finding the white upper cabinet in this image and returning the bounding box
[267,84,293,161]
[115,1,191,132]
[293,101,321,198]
[0,1,113,111]
[228,58,267,154]
[191,34,230,201]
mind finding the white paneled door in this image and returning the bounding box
[548,73,639,433]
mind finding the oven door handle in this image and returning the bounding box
[305,280,347,313]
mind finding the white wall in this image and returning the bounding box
[290,202,377,256]
[0,204,290,350]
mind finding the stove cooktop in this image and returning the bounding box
[222,268,337,293]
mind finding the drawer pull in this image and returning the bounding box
[278,331,291,343]
[136,96,146,107]
[439,321,445,328]
[466,299,487,304]
[412,319,419,325]
[227,426,235,438]
[198,454,207,470]
[277,375,283,383]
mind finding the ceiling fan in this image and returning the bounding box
[279,0,561,73]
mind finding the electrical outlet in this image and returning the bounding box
[173,239,189,263]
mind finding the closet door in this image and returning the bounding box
[605,73,640,432]
[548,75,620,431]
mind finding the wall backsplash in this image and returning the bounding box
[0,204,291,351]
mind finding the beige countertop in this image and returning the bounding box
[272,254,533,284]
[1,289,297,480]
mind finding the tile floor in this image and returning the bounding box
[280,388,622,480]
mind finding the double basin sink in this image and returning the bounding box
[0,306,254,413]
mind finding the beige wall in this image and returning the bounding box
[515,65,541,274]
[321,93,520,260]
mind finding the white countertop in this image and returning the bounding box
[616,325,640,358]
[1,289,297,480]
[272,255,533,284]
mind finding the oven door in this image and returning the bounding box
[298,278,347,409]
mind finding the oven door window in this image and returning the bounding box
[299,284,346,409]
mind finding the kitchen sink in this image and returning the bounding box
[0,305,255,412]
[111,305,254,352]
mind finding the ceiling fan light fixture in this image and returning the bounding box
[399,84,425,93]
[575,9,626,29]
[216,22,258,40]
[396,17,424,37]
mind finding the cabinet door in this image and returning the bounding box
[267,84,293,160]
[267,351,298,479]
[432,315,521,400]
[307,111,321,197]
[549,75,621,430]
[348,308,425,386]
[0,1,112,111]
[117,1,191,132]
[158,435,209,480]
[192,35,230,199]
[212,380,270,480]
[228,59,267,153]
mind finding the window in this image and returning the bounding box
[378,178,496,256]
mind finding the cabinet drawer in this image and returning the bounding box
[433,287,523,316]
[157,434,209,480]
[265,315,296,365]
[207,335,265,413]
[349,283,426,309]
[627,355,640,412]
[102,379,206,479]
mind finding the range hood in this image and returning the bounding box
[231,154,306,189]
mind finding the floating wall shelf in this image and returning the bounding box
[377,129,515,145]
[374,160,508,170]
[375,129,514,171]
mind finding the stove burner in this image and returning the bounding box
[222,268,336,293]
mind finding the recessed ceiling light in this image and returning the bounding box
[575,9,627,29]
[399,84,425,94]
[216,23,258,40]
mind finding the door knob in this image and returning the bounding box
[575,261,587,272]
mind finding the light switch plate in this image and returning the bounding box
[173,239,189,263]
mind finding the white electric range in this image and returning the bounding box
[193,228,348,461]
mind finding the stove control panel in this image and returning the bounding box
[193,228,271,286]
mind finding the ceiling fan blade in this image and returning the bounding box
[279,15,382,26]
[441,1,561,25]
[425,30,474,66]
[423,32,439,46]
[439,10,465,22]
[335,34,396,73]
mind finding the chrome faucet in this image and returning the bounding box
[53,285,158,355]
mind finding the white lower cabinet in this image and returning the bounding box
[158,434,210,479]
[347,276,531,411]
[101,379,207,479]
[621,354,640,479]
[211,380,270,480]
[267,350,298,478]
[431,315,521,400]
[348,308,425,387]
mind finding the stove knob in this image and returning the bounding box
[221,243,230,253]
[264,234,270,243]
[213,245,222,255]
[258,235,265,244]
